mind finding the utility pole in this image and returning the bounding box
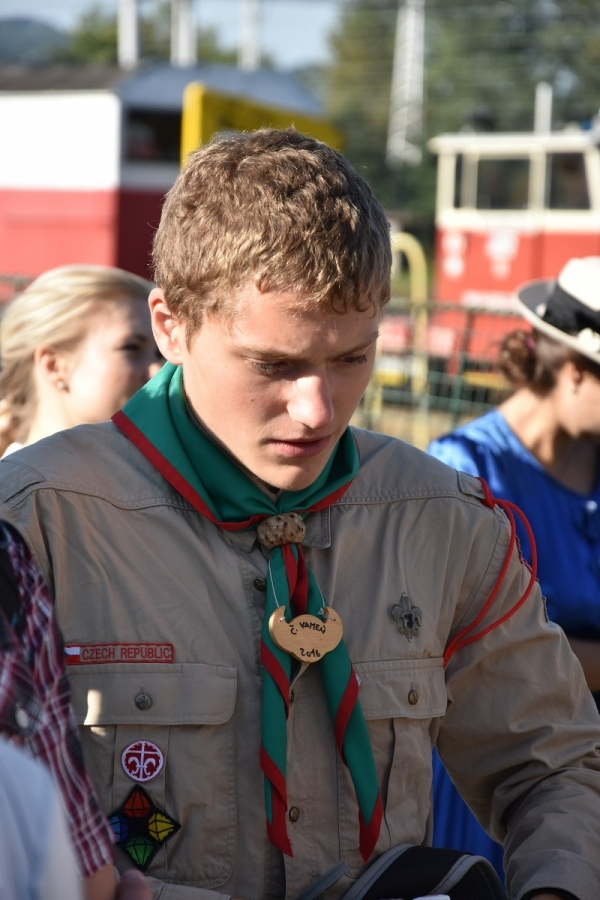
[171,0,197,67]
[118,0,139,69]
[239,0,261,71]
[534,81,553,133]
[386,0,425,167]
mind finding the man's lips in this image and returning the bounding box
[267,435,332,458]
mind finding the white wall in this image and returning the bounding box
[0,92,121,190]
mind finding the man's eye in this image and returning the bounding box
[340,354,368,366]
[252,361,285,375]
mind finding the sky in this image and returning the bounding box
[0,0,343,69]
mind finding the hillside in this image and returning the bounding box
[0,17,68,64]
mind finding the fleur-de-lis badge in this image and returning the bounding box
[391,592,422,641]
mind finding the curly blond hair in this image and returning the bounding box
[153,128,392,337]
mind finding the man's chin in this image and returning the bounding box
[255,458,329,493]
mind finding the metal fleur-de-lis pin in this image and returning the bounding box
[391,592,422,641]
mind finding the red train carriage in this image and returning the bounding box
[427,127,600,368]
[0,63,337,281]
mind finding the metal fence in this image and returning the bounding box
[354,299,524,449]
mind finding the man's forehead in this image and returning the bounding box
[233,329,379,355]
[229,310,379,360]
[233,280,378,316]
[182,281,381,358]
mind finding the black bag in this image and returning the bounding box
[296,845,506,900]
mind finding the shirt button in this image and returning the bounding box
[408,689,419,706]
[253,577,267,592]
[15,705,29,731]
[288,806,300,823]
[135,692,152,711]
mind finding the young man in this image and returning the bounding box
[0,129,598,900]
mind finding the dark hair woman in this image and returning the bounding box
[428,256,600,880]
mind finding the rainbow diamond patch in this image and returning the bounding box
[109,786,180,871]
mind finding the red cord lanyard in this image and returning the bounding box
[443,478,538,668]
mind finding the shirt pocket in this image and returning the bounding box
[69,662,237,888]
[338,658,447,875]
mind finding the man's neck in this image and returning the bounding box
[184,394,283,498]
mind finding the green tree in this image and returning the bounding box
[53,1,236,66]
[54,7,118,64]
[325,0,436,218]
[325,0,600,217]
[426,0,600,133]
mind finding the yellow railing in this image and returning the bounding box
[362,232,430,448]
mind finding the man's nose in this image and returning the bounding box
[287,374,335,430]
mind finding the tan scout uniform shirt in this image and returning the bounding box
[1,425,600,900]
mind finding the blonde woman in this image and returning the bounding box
[0,265,162,456]
[0,264,159,900]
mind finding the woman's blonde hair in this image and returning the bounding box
[0,264,152,454]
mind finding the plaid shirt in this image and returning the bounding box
[0,523,114,877]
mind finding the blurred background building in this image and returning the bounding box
[2,0,600,443]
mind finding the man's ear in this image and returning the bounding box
[149,288,187,364]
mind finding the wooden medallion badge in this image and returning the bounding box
[269,606,343,662]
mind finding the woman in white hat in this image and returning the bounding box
[427,255,600,878]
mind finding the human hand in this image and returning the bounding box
[116,870,151,900]
[83,863,117,900]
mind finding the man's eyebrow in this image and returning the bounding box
[238,331,380,360]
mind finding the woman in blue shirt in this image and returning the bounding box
[428,257,600,880]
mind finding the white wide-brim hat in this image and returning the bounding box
[516,256,600,366]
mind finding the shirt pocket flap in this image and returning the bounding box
[354,658,447,719]
[68,662,237,726]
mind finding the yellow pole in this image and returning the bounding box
[390,232,429,449]
[181,81,204,165]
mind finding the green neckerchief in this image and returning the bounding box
[113,362,382,861]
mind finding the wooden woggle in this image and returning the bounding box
[257,513,306,549]
[268,606,343,662]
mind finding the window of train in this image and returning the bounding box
[475,158,530,209]
[545,153,590,209]
[454,154,463,207]
[124,110,181,162]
